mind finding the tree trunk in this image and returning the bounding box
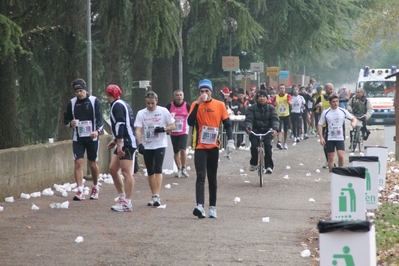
[54,0,87,141]
[0,58,23,149]
[131,50,152,113]
[152,57,173,107]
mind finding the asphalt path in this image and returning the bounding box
[0,125,386,266]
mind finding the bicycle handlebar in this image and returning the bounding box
[250,129,274,137]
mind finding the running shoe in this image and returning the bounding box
[322,162,328,169]
[266,167,273,174]
[208,206,217,218]
[296,137,300,143]
[175,169,182,178]
[276,142,283,150]
[73,191,85,201]
[193,204,206,219]
[153,195,161,207]
[90,187,99,200]
[249,164,257,171]
[147,197,154,207]
[111,198,132,212]
[283,143,288,149]
[304,134,309,140]
[181,167,189,178]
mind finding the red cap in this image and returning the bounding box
[221,87,231,95]
[106,84,122,99]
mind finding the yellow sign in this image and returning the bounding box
[267,67,279,76]
[222,56,239,70]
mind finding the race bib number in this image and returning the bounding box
[144,126,157,141]
[329,126,343,141]
[200,126,219,144]
[293,101,300,108]
[77,121,92,137]
[279,104,287,113]
[172,116,184,133]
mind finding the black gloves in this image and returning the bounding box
[154,126,166,133]
[138,143,145,154]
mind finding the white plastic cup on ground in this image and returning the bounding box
[0,206,3,211]
[48,138,54,144]
[165,184,171,189]
[5,196,14,203]
[20,193,30,199]
[31,204,39,210]
[75,236,84,243]
[262,217,270,223]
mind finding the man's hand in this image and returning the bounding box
[138,143,145,154]
[107,140,116,149]
[154,126,166,133]
[245,127,252,134]
[319,137,326,147]
[226,139,235,155]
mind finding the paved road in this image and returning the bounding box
[0,125,385,266]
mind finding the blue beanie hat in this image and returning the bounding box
[198,79,213,92]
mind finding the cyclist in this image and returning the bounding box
[347,87,373,142]
[245,90,279,174]
[317,94,356,172]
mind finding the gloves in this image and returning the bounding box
[154,126,166,133]
[226,139,235,154]
[138,143,145,155]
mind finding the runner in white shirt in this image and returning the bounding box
[135,91,175,207]
[290,87,305,143]
[317,94,356,172]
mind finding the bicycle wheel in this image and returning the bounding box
[259,148,264,187]
[350,129,357,152]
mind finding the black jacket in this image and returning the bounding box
[245,102,280,133]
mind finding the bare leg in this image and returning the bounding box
[88,160,99,186]
[120,159,134,199]
[328,152,335,172]
[109,154,124,194]
[74,158,84,187]
[180,149,187,167]
[174,152,181,169]
[337,150,345,167]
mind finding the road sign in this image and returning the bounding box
[279,71,289,79]
[222,56,239,70]
[250,62,264,73]
[267,67,279,76]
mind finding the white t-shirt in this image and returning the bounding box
[134,106,175,149]
[291,95,305,113]
[318,107,353,141]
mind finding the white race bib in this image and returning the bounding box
[200,126,219,144]
[77,121,92,137]
[172,116,184,133]
[144,126,157,141]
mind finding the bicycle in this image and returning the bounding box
[349,115,365,153]
[250,128,275,187]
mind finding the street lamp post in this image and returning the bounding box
[224,17,237,90]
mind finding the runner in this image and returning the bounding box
[188,79,235,219]
[318,94,356,172]
[290,86,305,143]
[271,84,292,150]
[166,90,191,178]
[134,91,175,207]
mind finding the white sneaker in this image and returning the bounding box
[175,169,182,178]
[249,165,257,171]
[181,167,189,178]
[193,204,206,219]
[208,206,217,218]
[265,167,273,174]
[153,195,161,207]
[111,198,132,212]
[283,143,288,149]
